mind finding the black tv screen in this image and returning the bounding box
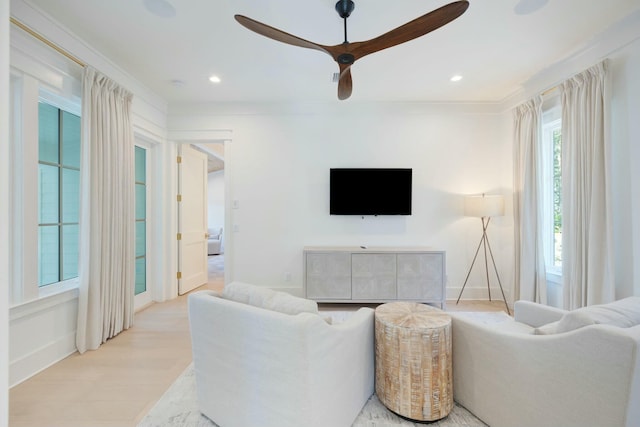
[330,168,412,215]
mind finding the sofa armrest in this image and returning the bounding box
[331,307,375,330]
[514,300,566,327]
[452,316,640,427]
[305,307,375,427]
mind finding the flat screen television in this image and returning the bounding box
[330,168,412,215]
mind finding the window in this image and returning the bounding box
[10,22,82,305]
[38,102,81,287]
[135,146,147,296]
[542,116,562,276]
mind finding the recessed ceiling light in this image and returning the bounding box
[450,75,463,82]
[209,75,221,84]
[143,0,176,18]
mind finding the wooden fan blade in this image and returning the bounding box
[337,64,353,100]
[349,0,469,60]
[235,15,331,56]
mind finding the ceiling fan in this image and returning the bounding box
[235,1,469,100]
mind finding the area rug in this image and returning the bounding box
[138,363,487,427]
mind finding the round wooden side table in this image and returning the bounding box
[374,301,452,421]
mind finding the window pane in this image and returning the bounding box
[136,221,146,257]
[39,225,59,286]
[39,164,59,224]
[62,224,79,281]
[38,103,59,164]
[62,168,80,223]
[135,146,146,183]
[134,145,147,296]
[135,257,146,295]
[37,103,81,287]
[135,183,146,220]
[62,111,81,168]
[553,128,562,267]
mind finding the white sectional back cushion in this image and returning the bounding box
[557,296,640,331]
[536,296,640,334]
[222,281,319,315]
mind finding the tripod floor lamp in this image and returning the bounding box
[456,194,510,315]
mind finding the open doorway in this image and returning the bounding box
[192,143,225,291]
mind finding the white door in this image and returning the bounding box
[178,145,208,295]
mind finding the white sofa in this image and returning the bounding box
[451,297,640,427]
[188,282,375,427]
[207,227,223,255]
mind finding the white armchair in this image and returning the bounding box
[450,297,640,427]
[188,283,375,427]
[207,227,222,255]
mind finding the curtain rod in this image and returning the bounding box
[541,85,558,97]
[10,16,86,67]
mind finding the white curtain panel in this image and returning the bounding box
[513,96,547,304]
[561,60,615,309]
[76,67,135,353]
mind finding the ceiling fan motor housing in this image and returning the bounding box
[338,53,355,64]
[335,0,355,18]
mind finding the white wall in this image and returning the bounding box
[609,37,640,298]
[9,291,78,386]
[208,170,225,233]
[170,103,513,300]
[1,0,11,423]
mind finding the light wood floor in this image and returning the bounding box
[9,261,508,427]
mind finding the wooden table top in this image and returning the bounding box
[375,301,451,329]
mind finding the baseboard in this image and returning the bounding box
[276,286,509,302]
[276,286,510,303]
[10,331,77,387]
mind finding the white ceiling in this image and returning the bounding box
[23,0,640,105]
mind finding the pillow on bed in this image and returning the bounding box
[544,296,640,334]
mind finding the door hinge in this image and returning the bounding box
[177,271,182,279]
[176,156,182,164]
[177,233,182,240]
[177,194,182,202]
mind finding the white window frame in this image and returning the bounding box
[9,24,82,307]
[37,98,81,288]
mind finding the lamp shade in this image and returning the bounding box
[464,194,504,218]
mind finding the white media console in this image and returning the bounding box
[303,246,446,309]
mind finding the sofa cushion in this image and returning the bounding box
[534,320,560,335]
[536,297,640,334]
[263,291,319,315]
[222,281,319,315]
[454,311,535,334]
[221,281,253,304]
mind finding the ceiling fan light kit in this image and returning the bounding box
[235,0,469,100]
